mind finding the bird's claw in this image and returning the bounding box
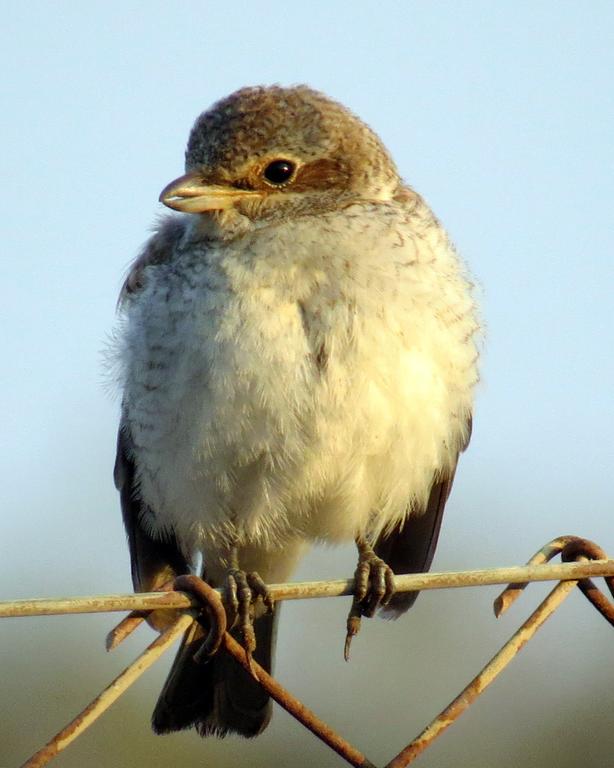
[344,546,395,660]
[344,603,362,662]
[224,567,273,664]
[353,551,395,615]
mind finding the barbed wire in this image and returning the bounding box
[6,535,614,768]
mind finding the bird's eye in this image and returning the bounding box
[263,159,296,185]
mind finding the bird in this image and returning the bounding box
[113,84,479,740]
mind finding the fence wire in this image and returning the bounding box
[3,535,613,768]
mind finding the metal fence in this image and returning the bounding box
[2,535,613,768]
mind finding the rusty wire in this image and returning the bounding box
[561,538,614,624]
[20,613,195,768]
[8,535,614,768]
[2,559,613,619]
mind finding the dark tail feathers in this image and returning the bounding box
[152,607,278,738]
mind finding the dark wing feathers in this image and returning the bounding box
[375,473,455,616]
[375,415,472,616]
[114,425,188,594]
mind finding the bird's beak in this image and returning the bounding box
[159,171,261,213]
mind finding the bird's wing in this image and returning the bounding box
[117,215,185,306]
[114,424,189,594]
[375,416,472,616]
[115,216,190,594]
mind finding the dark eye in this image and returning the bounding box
[263,159,296,185]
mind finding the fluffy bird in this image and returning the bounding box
[114,85,479,738]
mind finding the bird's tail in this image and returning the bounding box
[152,607,278,738]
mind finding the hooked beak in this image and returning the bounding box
[159,171,261,213]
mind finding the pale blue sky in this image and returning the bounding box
[1,3,613,767]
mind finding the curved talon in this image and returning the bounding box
[354,560,371,603]
[223,566,271,671]
[383,566,396,606]
[344,541,396,658]
[344,603,362,661]
[225,570,240,617]
[247,571,274,612]
[356,552,395,618]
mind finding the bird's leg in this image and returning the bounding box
[344,536,396,661]
[224,543,273,662]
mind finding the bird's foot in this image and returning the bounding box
[224,560,273,666]
[344,539,395,661]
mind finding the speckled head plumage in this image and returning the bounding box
[185,86,334,170]
[160,85,402,224]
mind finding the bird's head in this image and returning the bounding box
[159,85,401,229]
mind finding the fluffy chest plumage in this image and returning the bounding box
[119,203,478,551]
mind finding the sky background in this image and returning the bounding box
[1,2,613,767]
